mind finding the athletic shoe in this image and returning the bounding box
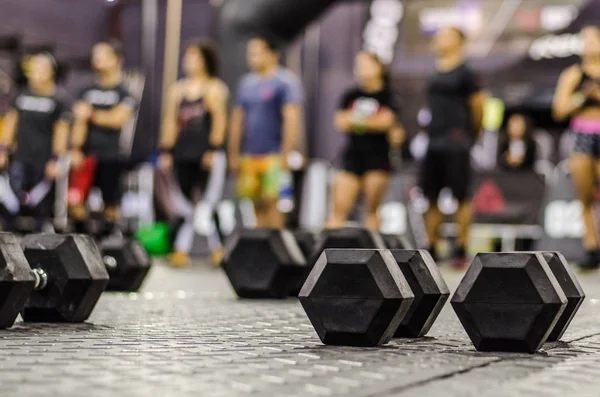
[169,251,191,268]
[211,249,224,268]
[579,250,600,272]
[451,246,469,270]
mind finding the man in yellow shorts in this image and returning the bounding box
[229,36,304,228]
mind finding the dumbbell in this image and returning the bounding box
[298,248,449,346]
[222,228,308,298]
[451,251,585,353]
[0,233,109,329]
[100,236,153,292]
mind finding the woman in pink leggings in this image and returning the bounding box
[554,25,600,269]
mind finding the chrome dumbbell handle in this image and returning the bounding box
[32,267,48,291]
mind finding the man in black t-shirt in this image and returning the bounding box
[420,26,485,268]
[0,52,71,231]
[70,40,135,233]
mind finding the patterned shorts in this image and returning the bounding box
[572,131,600,159]
[237,155,282,200]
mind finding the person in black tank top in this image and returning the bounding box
[159,39,229,268]
[0,52,70,232]
[553,25,600,270]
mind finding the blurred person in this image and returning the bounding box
[497,113,537,172]
[158,39,228,268]
[228,37,304,228]
[326,51,401,230]
[420,26,485,268]
[553,25,600,270]
[69,40,136,235]
[0,52,70,231]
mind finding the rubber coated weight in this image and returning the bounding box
[0,233,36,329]
[289,230,317,296]
[312,228,386,264]
[20,234,109,323]
[390,250,449,338]
[451,252,567,353]
[299,249,414,346]
[539,252,585,341]
[383,234,414,250]
[222,228,307,298]
[101,236,152,292]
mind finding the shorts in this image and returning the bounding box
[8,160,54,218]
[237,155,281,200]
[92,161,124,207]
[572,131,600,159]
[419,147,472,202]
[342,146,391,177]
[175,161,209,201]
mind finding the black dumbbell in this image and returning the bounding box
[0,233,109,329]
[382,234,414,250]
[100,236,153,292]
[222,228,308,298]
[299,249,414,346]
[299,248,449,346]
[312,228,386,262]
[390,250,449,338]
[451,251,584,353]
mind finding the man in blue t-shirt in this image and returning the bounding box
[229,36,304,228]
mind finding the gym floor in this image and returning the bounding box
[2,262,600,397]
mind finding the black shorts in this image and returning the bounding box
[92,161,124,206]
[342,146,391,177]
[174,161,210,200]
[9,160,54,217]
[419,148,472,202]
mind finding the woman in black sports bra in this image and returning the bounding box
[553,25,600,270]
[158,39,229,268]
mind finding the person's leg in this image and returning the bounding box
[170,162,197,267]
[362,171,390,231]
[96,161,123,236]
[420,148,444,257]
[571,154,598,268]
[256,156,284,229]
[448,149,473,268]
[326,147,362,229]
[237,156,261,225]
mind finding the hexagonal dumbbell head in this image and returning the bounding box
[312,228,386,263]
[451,252,568,353]
[383,234,413,250]
[299,249,414,346]
[288,230,317,296]
[20,234,110,323]
[0,233,36,329]
[540,252,585,341]
[101,237,152,292]
[222,229,307,298]
[390,250,449,338]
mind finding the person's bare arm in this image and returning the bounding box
[281,104,302,159]
[334,110,353,132]
[553,66,583,122]
[52,119,70,156]
[90,105,134,130]
[205,80,229,149]
[159,83,180,150]
[0,109,18,149]
[71,101,92,150]
[228,107,244,170]
[360,108,396,132]
[469,91,486,136]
